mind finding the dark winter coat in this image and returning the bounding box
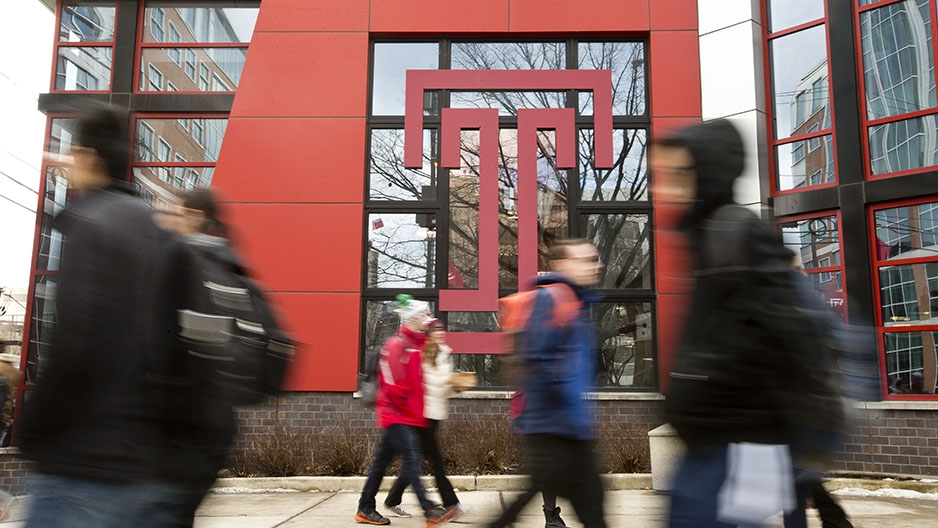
[663,120,844,457]
[18,183,188,482]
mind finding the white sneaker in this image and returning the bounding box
[387,504,412,518]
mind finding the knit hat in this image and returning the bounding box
[396,294,430,323]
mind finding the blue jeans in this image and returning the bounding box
[668,445,739,528]
[25,473,178,528]
[358,424,434,514]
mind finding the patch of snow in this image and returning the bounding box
[210,487,300,494]
[832,487,938,501]
[919,478,938,483]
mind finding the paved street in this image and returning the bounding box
[3,487,936,527]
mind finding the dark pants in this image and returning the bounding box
[668,445,737,528]
[167,476,218,528]
[783,478,853,528]
[385,420,459,508]
[358,424,435,514]
[487,434,606,528]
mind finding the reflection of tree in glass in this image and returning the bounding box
[579,42,646,116]
[368,219,435,288]
[369,129,435,201]
[579,129,647,201]
[451,42,567,115]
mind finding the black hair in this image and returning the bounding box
[74,105,130,182]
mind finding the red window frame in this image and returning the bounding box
[51,1,118,93]
[133,2,254,94]
[763,2,839,196]
[869,195,938,400]
[855,0,938,180]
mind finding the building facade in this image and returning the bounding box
[16,0,938,479]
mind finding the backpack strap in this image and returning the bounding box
[541,283,582,329]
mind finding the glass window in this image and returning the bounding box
[198,63,210,91]
[578,42,646,116]
[371,43,439,116]
[185,49,197,80]
[775,134,836,190]
[593,302,655,388]
[583,214,651,289]
[883,331,936,394]
[26,275,59,384]
[767,0,825,33]
[366,214,436,288]
[144,63,164,91]
[142,2,259,44]
[449,92,567,116]
[780,215,840,270]
[131,117,225,203]
[167,23,182,65]
[59,2,116,42]
[579,129,647,201]
[37,166,70,272]
[860,0,936,120]
[451,42,565,70]
[874,201,938,261]
[55,47,111,91]
[869,114,938,175]
[770,25,830,140]
[369,129,439,201]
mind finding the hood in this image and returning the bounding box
[669,119,745,232]
[184,233,246,275]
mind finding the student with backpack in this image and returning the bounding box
[355,296,460,527]
[487,238,607,528]
[383,319,471,520]
[158,188,293,526]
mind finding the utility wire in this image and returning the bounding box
[0,169,39,195]
[0,193,36,214]
[0,147,42,173]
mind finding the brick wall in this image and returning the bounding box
[832,406,938,477]
[0,449,34,495]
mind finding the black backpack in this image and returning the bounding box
[357,335,405,407]
[178,235,294,406]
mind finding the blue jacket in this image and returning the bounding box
[517,273,600,440]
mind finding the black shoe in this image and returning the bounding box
[544,506,566,528]
[356,509,391,525]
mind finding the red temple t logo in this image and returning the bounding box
[404,70,614,353]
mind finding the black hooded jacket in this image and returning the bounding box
[663,120,843,454]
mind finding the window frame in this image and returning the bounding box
[51,2,117,93]
[362,37,655,391]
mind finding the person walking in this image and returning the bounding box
[383,319,469,519]
[657,119,844,528]
[487,238,607,528]
[16,106,190,528]
[355,296,460,527]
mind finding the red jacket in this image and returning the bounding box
[376,326,428,429]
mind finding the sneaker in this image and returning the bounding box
[426,504,460,526]
[355,509,391,525]
[386,504,413,518]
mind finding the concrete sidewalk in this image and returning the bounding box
[1,479,937,527]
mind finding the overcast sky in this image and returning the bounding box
[0,3,54,290]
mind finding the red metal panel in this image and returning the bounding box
[254,0,369,32]
[649,0,698,31]
[509,0,650,32]
[223,203,363,293]
[649,31,702,118]
[446,332,503,355]
[404,70,613,168]
[651,116,702,139]
[438,108,500,312]
[369,0,510,33]
[213,117,365,203]
[517,108,576,287]
[656,293,691,393]
[231,32,369,118]
[273,292,361,391]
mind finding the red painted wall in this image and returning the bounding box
[211,0,701,392]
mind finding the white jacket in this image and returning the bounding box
[423,344,457,421]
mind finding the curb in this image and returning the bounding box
[212,474,654,492]
[211,474,938,494]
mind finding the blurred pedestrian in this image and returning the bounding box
[487,238,607,528]
[384,319,470,519]
[156,187,244,527]
[17,106,188,528]
[356,295,460,526]
[0,355,22,447]
[658,119,844,527]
